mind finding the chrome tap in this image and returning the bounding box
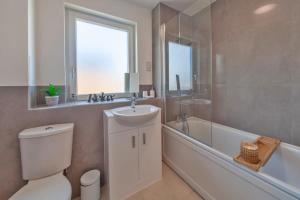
[131,93,137,110]
[177,104,190,135]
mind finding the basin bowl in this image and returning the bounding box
[111,105,159,125]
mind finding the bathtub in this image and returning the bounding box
[167,117,212,146]
[163,117,300,200]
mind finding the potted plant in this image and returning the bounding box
[43,84,62,106]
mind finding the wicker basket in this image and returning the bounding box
[240,142,259,164]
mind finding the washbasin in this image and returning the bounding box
[111,105,159,125]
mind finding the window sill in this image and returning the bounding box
[29,97,155,111]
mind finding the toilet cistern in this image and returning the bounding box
[9,123,74,200]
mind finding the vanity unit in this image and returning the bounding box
[103,105,162,200]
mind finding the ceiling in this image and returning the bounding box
[124,0,198,11]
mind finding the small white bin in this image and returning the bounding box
[81,170,101,200]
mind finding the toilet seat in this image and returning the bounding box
[9,173,71,200]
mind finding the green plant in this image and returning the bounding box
[43,84,62,97]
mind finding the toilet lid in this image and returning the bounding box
[9,173,71,200]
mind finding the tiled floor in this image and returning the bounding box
[126,163,204,200]
[75,163,203,200]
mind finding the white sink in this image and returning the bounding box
[111,105,159,125]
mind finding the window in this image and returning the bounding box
[168,42,192,91]
[65,7,136,97]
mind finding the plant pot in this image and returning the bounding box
[45,96,59,106]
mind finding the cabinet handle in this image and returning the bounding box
[143,133,146,145]
[132,136,136,148]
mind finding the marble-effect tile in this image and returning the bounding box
[212,0,300,146]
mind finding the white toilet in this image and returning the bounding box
[10,123,74,200]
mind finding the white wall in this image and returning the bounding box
[28,0,36,86]
[0,0,28,86]
[35,0,65,86]
[0,0,153,86]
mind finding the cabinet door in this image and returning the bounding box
[109,130,139,200]
[140,124,162,183]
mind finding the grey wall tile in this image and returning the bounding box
[212,0,300,145]
[212,84,228,124]
[291,86,300,146]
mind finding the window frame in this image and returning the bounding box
[65,6,137,101]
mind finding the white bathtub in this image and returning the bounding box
[163,117,300,200]
[167,117,212,146]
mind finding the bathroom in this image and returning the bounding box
[0,0,300,199]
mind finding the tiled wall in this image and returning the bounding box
[212,0,300,146]
[0,86,161,199]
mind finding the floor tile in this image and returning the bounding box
[126,163,204,200]
[74,163,204,200]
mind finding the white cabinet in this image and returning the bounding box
[109,130,139,200]
[104,106,162,200]
[139,124,162,183]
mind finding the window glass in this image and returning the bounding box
[76,20,129,95]
[168,42,192,91]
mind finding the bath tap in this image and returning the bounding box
[177,112,190,135]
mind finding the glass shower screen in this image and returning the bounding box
[162,7,213,146]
